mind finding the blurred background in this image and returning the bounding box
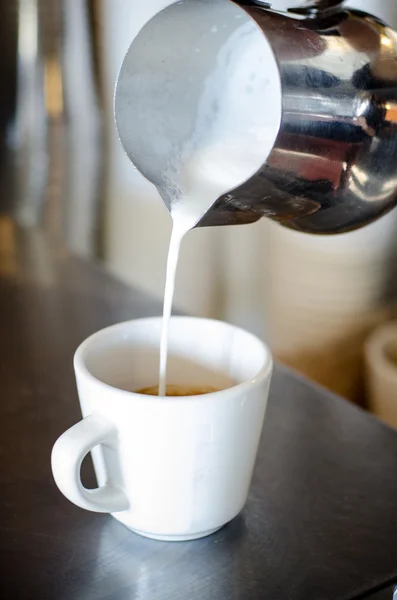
[1,0,397,418]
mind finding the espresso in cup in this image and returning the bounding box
[137,384,221,396]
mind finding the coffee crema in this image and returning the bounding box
[137,384,220,397]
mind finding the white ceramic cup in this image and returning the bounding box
[51,316,273,541]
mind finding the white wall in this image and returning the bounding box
[345,0,397,22]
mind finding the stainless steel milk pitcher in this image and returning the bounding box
[115,0,397,234]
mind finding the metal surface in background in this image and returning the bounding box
[116,0,397,234]
[0,0,104,257]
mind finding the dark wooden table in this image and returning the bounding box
[1,224,397,600]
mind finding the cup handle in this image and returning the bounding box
[51,414,129,513]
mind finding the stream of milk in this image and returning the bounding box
[158,221,187,396]
[156,19,281,395]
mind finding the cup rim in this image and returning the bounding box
[74,316,273,403]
